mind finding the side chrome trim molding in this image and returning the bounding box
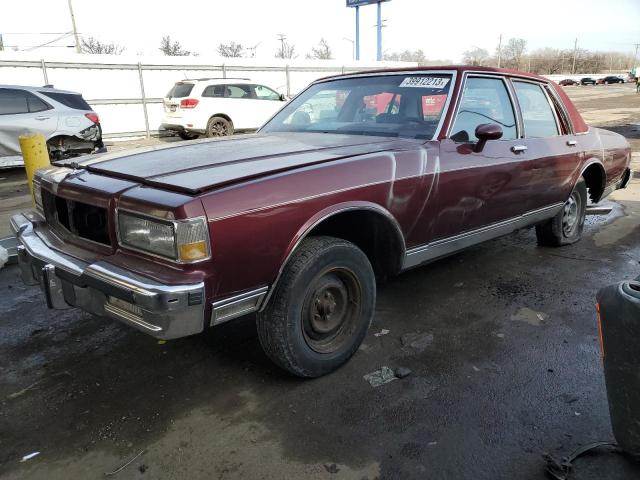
[402,203,564,270]
[211,286,268,326]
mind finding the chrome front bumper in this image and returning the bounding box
[11,213,205,340]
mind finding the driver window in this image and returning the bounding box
[450,77,517,143]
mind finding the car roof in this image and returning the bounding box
[316,65,553,84]
[0,84,81,95]
[178,78,252,85]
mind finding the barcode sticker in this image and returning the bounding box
[399,77,450,89]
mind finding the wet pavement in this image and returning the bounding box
[1,180,639,479]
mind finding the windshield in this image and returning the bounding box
[260,73,452,140]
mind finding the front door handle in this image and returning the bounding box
[35,115,50,121]
[511,145,528,154]
[566,140,577,146]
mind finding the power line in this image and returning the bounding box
[24,32,74,51]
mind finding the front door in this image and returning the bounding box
[430,75,531,241]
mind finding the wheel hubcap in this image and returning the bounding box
[302,269,361,354]
[562,191,581,236]
[210,121,227,136]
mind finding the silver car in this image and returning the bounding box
[0,85,104,168]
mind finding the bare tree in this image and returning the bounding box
[383,49,427,64]
[462,47,490,66]
[217,41,244,58]
[502,38,527,69]
[80,36,124,55]
[159,36,193,56]
[306,38,332,60]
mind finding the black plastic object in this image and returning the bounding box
[597,277,640,455]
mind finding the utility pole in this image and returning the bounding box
[67,0,81,53]
[497,34,502,68]
[571,37,578,74]
[355,6,360,61]
[634,43,640,68]
[276,33,286,58]
[376,1,382,61]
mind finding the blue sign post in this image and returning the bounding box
[346,0,389,62]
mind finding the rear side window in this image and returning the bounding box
[40,91,91,110]
[450,77,517,142]
[0,88,29,114]
[202,85,225,97]
[27,94,50,113]
[166,83,194,98]
[513,81,559,138]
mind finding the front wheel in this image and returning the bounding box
[536,178,587,246]
[257,236,376,378]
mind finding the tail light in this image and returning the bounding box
[85,112,99,124]
[180,98,199,109]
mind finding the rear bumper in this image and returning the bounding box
[160,123,204,134]
[11,213,205,340]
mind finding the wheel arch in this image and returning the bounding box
[579,159,607,203]
[209,113,233,125]
[260,202,406,310]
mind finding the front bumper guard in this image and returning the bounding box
[11,213,205,340]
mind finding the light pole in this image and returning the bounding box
[343,37,355,61]
[67,0,81,53]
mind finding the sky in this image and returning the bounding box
[0,0,638,62]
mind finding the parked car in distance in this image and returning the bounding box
[13,66,632,377]
[160,78,288,140]
[559,79,578,86]
[580,77,597,85]
[0,85,104,168]
[598,76,625,85]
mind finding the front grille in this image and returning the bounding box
[43,190,111,246]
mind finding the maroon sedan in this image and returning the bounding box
[13,66,632,377]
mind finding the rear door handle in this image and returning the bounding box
[566,140,577,146]
[511,145,528,153]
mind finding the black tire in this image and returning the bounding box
[206,116,233,137]
[178,131,199,140]
[536,178,587,246]
[257,236,376,378]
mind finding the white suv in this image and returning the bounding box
[160,78,287,139]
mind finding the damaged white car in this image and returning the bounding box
[0,85,105,168]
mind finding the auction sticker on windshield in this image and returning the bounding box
[400,77,450,89]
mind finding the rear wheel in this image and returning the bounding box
[206,116,233,137]
[536,178,587,246]
[257,236,375,378]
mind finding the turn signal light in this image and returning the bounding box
[179,240,208,261]
[180,98,199,109]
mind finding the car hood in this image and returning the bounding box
[64,133,409,194]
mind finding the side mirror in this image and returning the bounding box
[474,123,503,152]
[280,93,287,101]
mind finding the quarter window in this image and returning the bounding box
[513,81,559,138]
[450,77,517,142]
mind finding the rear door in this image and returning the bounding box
[223,84,258,129]
[430,75,531,240]
[0,88,58,157]
[510,79,581,210]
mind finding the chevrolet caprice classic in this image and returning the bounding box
[12,66,632,377]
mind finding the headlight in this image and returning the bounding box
[117,211,210,263]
